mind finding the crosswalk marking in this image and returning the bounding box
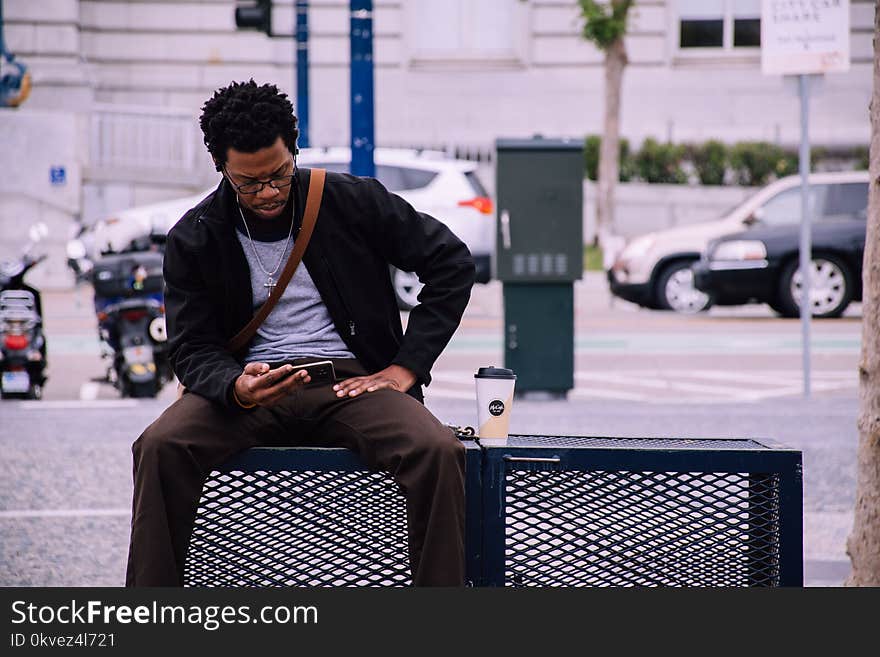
[567,387,647,401]
[423,388,478,401]
[441,332,861,355]
[46,331,863,355]
[576,371,761,399]
[422,369,856,402]
[18,400,141,410]
[23,370,858,405]
[0,508,130,519]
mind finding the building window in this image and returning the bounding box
[676,0,760,52]
[407,0,527,67]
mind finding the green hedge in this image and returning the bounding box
[634,138,687,184]
[584,135,634,182]
[729,141,798,186]
[687,140,727,186]
[584,135,866,186]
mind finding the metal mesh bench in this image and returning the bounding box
[184,435,802,587]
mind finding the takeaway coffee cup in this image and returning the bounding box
[474,366,516,445]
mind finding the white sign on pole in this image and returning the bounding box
[761,0,851,75]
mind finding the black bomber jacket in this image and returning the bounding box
[163,167,476,410]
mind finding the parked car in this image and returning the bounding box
[297,147,494,309]
[607,171,869,313]
[692,203,866,318]
[69,148,494,310]
[65,188,211,288]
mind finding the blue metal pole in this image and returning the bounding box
[350,0,375,177]
[296,0,310,148]
[0,0,6,57]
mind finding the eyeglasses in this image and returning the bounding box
[224,160,296,195]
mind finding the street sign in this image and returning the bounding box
[760,0,852,398]
[761,0,850,75]
[49,166,66,185]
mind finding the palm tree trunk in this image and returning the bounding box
[846,1,880,586]
[596,36,627,246]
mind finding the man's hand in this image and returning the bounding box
[234,362,310,408]
[333,364,417,398]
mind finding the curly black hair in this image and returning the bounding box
[199,80,299,170]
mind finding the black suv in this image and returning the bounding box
[692,181,868,318]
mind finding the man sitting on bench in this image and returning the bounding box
[125,80,475,587]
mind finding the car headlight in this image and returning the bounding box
[710,240,767,261]
[618,235,656,262]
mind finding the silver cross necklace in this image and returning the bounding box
[236,197,295,291]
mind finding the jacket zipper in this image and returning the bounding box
[322,256,356,338]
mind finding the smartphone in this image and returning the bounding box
[274,360,337,387]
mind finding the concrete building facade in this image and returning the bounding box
[0,0,873,288]
[4,0,872,149]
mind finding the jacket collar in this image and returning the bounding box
[198,168,326,337]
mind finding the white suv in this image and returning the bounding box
[298,147,494,308]
[70,148,494,310]
[607,171,870,313]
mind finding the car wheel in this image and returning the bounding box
[777,255,853,319]
[390,266,423,311]
[656,260,712,313]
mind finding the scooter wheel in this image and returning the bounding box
[126,380,158,398]
[149,316,167,342]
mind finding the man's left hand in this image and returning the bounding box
[333,364,417,398]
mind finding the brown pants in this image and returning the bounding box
[125,358,465,587]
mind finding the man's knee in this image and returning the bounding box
[132,425,158,465]
[132,418,178,468]
[438,429,466,460]
[413,425,465,472]
[132,393,219,467]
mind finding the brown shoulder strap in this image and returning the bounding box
[226,168,326,355]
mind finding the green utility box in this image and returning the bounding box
[495,137,584,398]
[494,138,584,282]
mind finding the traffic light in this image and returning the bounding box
[235,1,272,36]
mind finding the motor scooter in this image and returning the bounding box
[0,224,49,399]
[91,249,171,398]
